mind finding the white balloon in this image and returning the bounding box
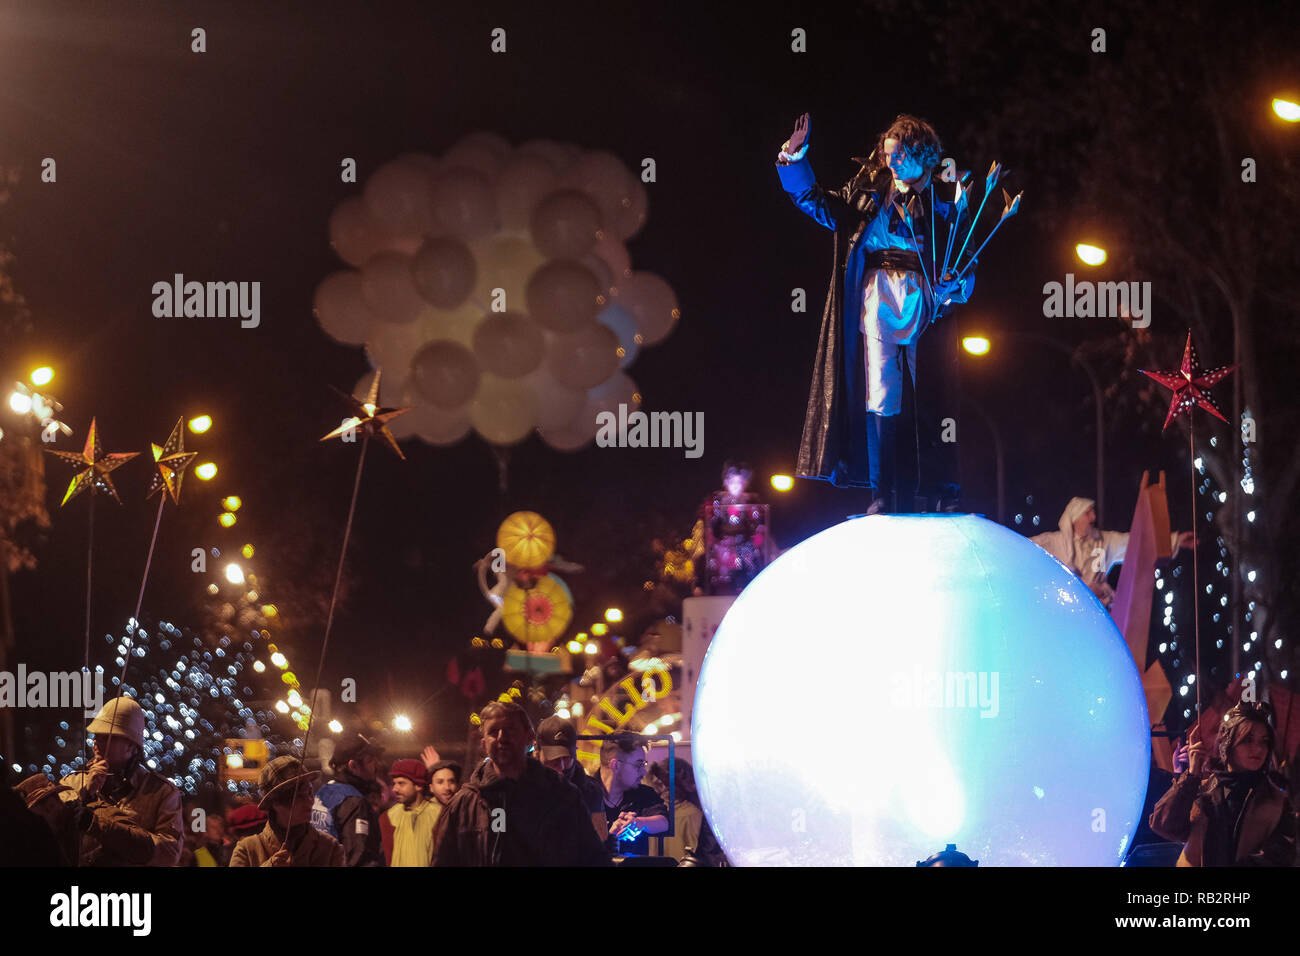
[472,312,545,379]
[470,374,538,446]
[524,366,586,430]
[609,177,648,241]
[329,198,405,267]
[562,150,636,234]
[591,235,631,284]
[547,323,620,390]
[363,159,436,236]
[530,189,602,259]
[471,236,546,309]
[596,303,641,368]
[516,139,570,173]
[314,271,377,345]
[443,140,507,181]
[586,370,641,418]
[525,259,602,333]
[611,271,679,345]
[496,155,559,232]
[419,303,481,348]
[391,391,472,447]
[432,167,499,240]
[411,237,477,309]
[539,405,599,451]
[361,252,426,325]
[411,340,481,409]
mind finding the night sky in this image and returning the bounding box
[1,1,1289,758]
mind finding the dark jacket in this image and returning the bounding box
[1149,769,1297,866]
[565,762,605,815]
[777,154,968,487]
[433,758,610,867]
[229,821,345,867]
[311,771,385,867]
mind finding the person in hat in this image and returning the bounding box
[1150,701,1297,866]
[433,700,609,866]
[311,732,387,866]
[230,755,343,867]
[57,695,184,866]
[382,758,440,866]
[536,715,604,819]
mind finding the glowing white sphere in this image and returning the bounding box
[693,514,1150,866]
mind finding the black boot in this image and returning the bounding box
[866,413,898,514]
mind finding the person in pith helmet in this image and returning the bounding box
[57,695,184,866]
[229,755,343,867]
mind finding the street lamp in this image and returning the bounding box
[188,415,212,434]
[195,462,217,480]
[1075,243,1108,266]
[29,367,54,387]
[770,475,794,492]
[1273,97,1300,122]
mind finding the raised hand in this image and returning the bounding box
[421,745,441,771]
[1186,722,1207,775]
[786,113,811,155]
[83,756,110,798]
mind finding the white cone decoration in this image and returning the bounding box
[313,133,678,450]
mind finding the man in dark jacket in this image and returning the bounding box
[536,715,605,816]
[776,112,975,512]
[433,701,609,866]
[310,733,386,866]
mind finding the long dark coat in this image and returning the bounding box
[777,155,968,488]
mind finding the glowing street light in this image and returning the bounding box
[218,512,237,528]
[393,714,413,732]
[8,392,32,414]
[605,607,623,623]
[30,367,53,387]
[962,336,991,356]
[770,475,794,492]
[195,462,217,480]
[1273,97,1300,122]
[1075,243,1107,266]
[225,753,244,769]
[328,719,343,733]
[222,495,242,511]
[187,415,212,434]
[224,562,245,585]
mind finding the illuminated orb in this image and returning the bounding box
[693,514,1150,866]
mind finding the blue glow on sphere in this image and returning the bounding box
[693,514,1150,866]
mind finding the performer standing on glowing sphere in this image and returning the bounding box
[776,113,977,513]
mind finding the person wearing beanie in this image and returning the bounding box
[384,758,440,866]
[230,755,343,867]
[57,696,183,866]
[1150,701,1297,866]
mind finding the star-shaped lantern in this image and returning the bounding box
[1139,332,1237,431]
[45,417,139,506]
[147,418,198,504]
[320,370,411,459]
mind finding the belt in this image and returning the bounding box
[864,249,924,274]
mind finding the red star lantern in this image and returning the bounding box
[1139,332,1236,431]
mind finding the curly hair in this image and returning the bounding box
[868,114,943,177]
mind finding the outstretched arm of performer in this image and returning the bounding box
[775,112,852,232]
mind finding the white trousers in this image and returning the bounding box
[864,335,916,416]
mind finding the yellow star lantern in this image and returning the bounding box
[45,417,139,506]
[320,370,411,459]
[147,418,198,504]
[496,511,556,567]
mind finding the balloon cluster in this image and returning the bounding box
[314,133,680,450]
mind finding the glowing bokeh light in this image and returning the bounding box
[1075,243,1107,266]
[218,512,237,528]
[693,514,1150,866]
[1273,98,1300,122]
[328,719,343,734]
[224,563,245,585]
[188,415,212,434]
[196,462,217,480]
[9,392,32,414]
[242,544,254,559]
[770,475,794,492]
[30,367,54,387]
[223,496,242,512]
[591,623,608,637]
[605,608,623,623]
[393,714,413,732]
[962,336,991,356]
